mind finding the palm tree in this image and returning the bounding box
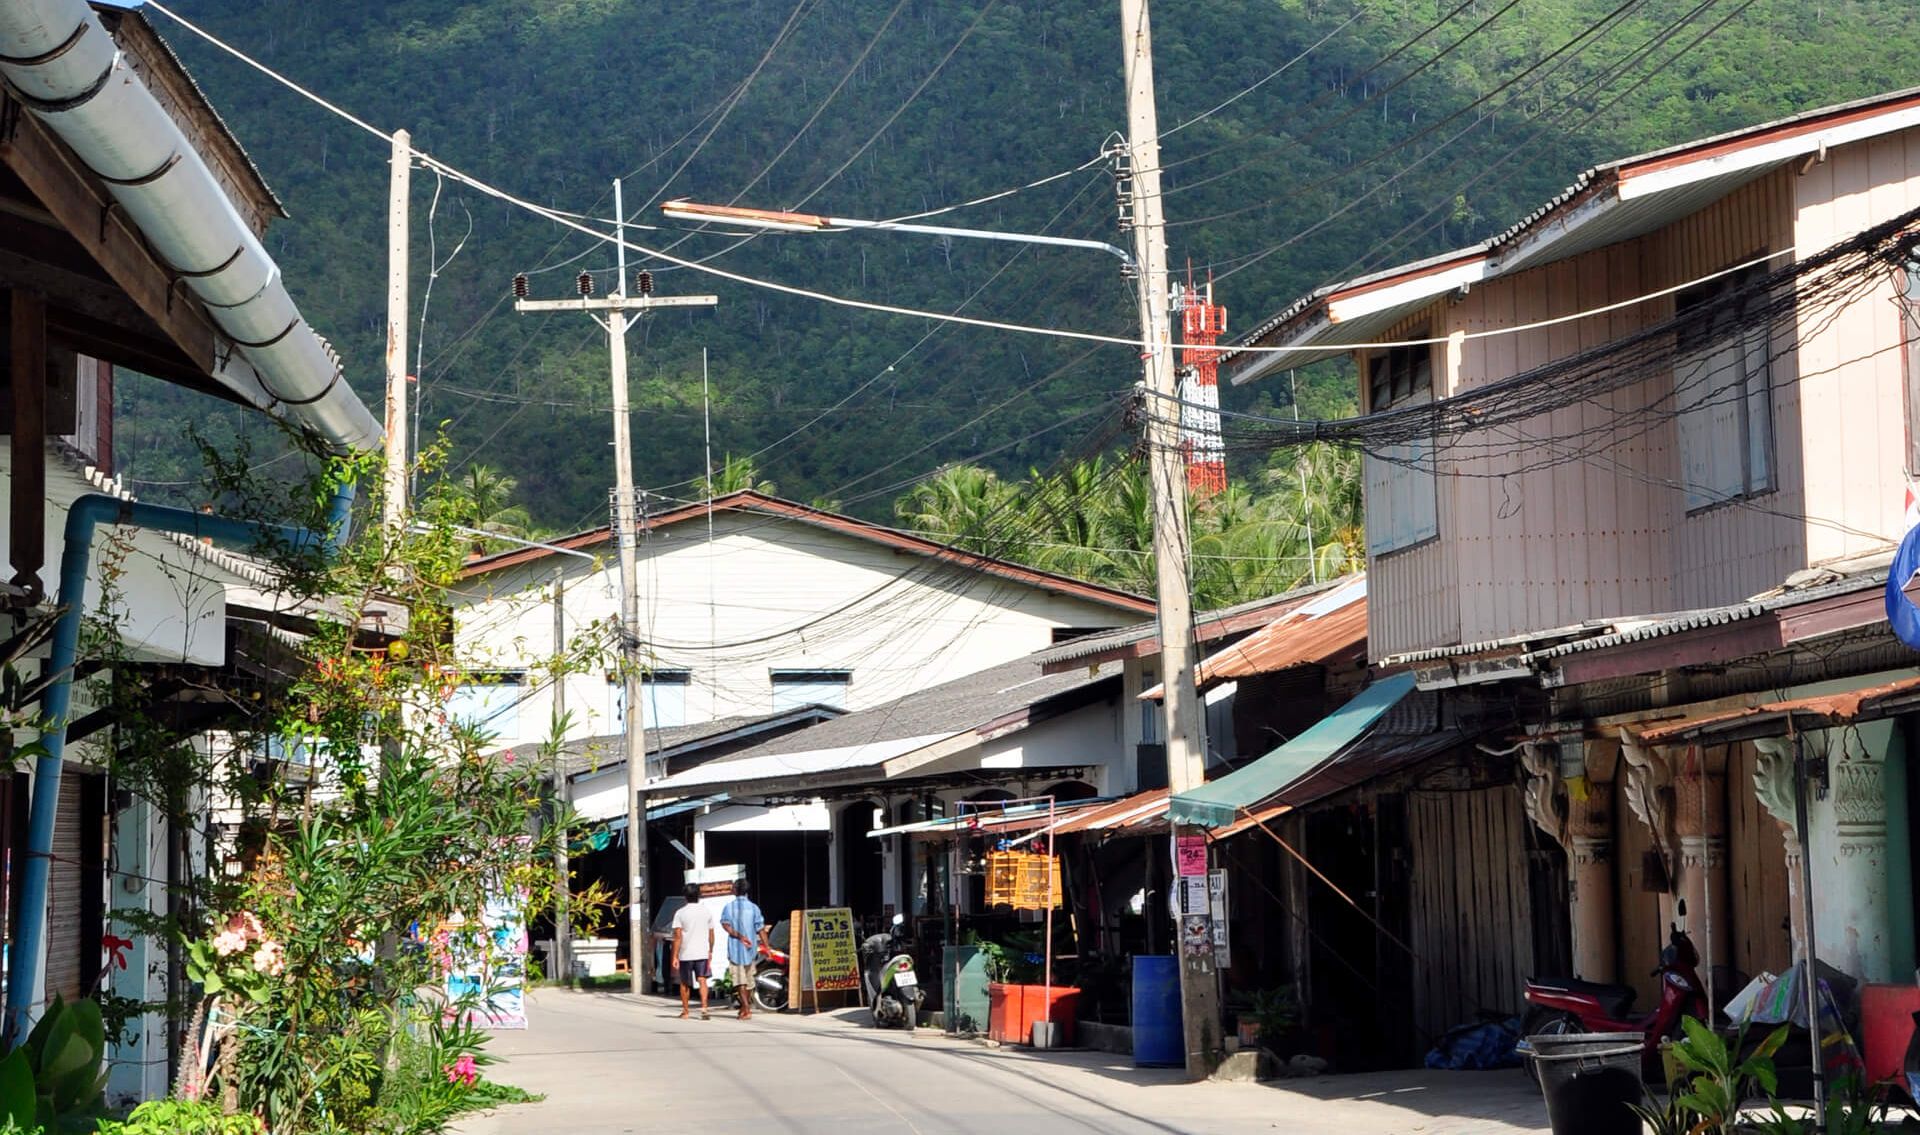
[695,453,777,498]
[432,465,535,553]
[894,465,1022,558]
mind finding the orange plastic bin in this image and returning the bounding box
[987,982,1079,1047]
[1859,983,1920,1090]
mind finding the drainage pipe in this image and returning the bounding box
[4,483,354,1038]
[0,0,382,452]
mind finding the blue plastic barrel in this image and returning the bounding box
[1132,955,1182,1067]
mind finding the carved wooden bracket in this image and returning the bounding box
[1621,731,1676,890]
[1519,739,1569,853]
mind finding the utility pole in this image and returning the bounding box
[514,179,716,995]
[1120,0,1220,1078]
[382,128,411,531]
[551,566,571,984]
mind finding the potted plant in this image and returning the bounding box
[1247,985,1301,1055]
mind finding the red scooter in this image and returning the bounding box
[752,939,790,1012]
[1521,902,1708,1080]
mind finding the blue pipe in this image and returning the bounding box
[3,483,355,1039]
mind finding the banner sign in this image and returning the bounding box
[801,907,860,992]
[438,893,529,1030]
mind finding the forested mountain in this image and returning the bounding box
[119,0,1920,533]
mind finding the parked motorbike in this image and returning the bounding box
[753,939,790,1012]
[1521,899,1708,1080]
[860,914,923,1031]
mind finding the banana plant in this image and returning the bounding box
[0,995,109,1134]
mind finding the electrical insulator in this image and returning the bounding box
[577,271,594,297]
[511,273,528,299]
[636,269,654,296]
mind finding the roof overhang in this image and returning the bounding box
[1230,85,1920,388]
[1230,251,1488,386]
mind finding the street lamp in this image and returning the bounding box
[659,199,1136,267]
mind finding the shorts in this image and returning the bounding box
[677,958,710,986]
[730,960,757,988]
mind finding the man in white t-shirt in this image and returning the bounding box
[670,883,716,1020]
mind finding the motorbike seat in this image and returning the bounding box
[1526,976,1638,1018]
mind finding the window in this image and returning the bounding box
[1674,265,1775,510]
[1363,342,1439,555]
[604,670,692,729]
[446,672,526,741]
[771,670,850,711]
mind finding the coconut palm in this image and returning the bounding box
[894,464,1023,558]
[696,453,778,498]
[432,465,535,553]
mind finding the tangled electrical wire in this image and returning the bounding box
[1146,202,1920,478]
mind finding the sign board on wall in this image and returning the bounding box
[800,907,860,992]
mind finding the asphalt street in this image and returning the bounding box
[450,988,1551,1135]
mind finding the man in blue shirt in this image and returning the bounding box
[720,878,768,1019]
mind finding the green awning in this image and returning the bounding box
[1168,672,1418,828]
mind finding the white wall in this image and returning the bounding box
[451,511,1135,749]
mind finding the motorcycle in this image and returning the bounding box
[860,914,923,1031]
[753,939,790,1013]
[1520,899,1708,1080]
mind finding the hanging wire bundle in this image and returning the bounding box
[1144,202,1920,481]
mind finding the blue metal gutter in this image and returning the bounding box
[3,484,355,1038]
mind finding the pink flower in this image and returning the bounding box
[212,928,248,957]
[444,1054,479,1088]
[216,911,266,955]
[250,940,285,977]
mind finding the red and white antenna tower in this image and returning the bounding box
[1177,263,1227,499]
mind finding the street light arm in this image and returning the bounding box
[661,198,1134,266]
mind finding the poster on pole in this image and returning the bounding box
[800,907,860,992]
[1175,833,1208,876]
[1208,869,1230,969]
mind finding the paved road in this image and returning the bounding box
[452,989,1551,1135]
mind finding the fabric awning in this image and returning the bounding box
[1168,672,1419,828]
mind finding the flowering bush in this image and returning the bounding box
[151,444,610,1133]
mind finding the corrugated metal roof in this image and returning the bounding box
[1199,578,1367,683]
[1226,85,1920,385]
[1634,673,1920,743]
[1036,576,1348,669]
[1381,568,1889,671]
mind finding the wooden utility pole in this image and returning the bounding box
[382,128,411,530]
[1120,0,1220,1078]
[515,179,716,995]
[551,566,571,983]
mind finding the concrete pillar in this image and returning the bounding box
[1569,740,1620,982]
[1819,725,1893,980]
[1520,738,1620,981]
[1752,737,1809,963]
[1672,745,1730,975]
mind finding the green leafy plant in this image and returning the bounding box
[1248,985,1301,1046]
[97,1099,263,1134]
[1665,1018,1789,1135]
[0,996,110,1135]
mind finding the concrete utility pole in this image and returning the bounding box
[552,566,571,983]
[514,179,716,995]
[1120,0,1220,1078]
[382,128,411,531]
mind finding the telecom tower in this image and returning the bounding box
[1177,269,1227,499]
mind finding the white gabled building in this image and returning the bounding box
[450,490,1152,750]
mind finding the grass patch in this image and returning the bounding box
[453,1079,544,1117]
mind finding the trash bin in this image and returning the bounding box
[1525,1033,1644,1135]
[1132,955,1181,1067]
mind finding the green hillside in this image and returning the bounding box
[118,0,1920,530]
